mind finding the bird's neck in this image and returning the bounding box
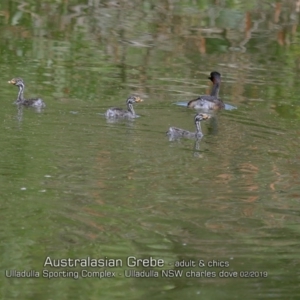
[127,102,135,115]
[17,84,25,101]
[210,81,220,97]
[195,120,202,134]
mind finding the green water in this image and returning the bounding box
[1,0,300,299]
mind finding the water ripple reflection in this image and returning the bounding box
[1,0,300,299]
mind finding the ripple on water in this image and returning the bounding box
[173,101,237,110]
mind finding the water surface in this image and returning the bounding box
[1,1,300,299]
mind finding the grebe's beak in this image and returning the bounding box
[8,80,16,84]
[135,97,143,103]
[201,114,211,120]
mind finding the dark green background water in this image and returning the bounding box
[1,0,300,299]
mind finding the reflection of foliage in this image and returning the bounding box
[1,3,300,298]
[1,0,300,109]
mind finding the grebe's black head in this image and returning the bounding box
[208,71,221,83]
[8,78,24,87]
[127,95,143,104]
[194,113,210,123]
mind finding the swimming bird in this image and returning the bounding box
[8,78,46,108]
[167,113,210,140]
[105,95,143,119]
[187,71,224,110]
